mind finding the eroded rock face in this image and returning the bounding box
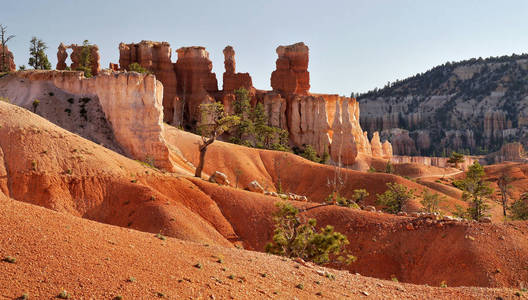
[259,92,287,130]
[382,141,393,158]
[222,46,253,93]
[288,95,331,156]
[0,45,15,72]
[371,132,383,158]
[56,43,68,70]
[118,41,178,123]
[390,155,479,170]
[271,42,310,95]
[486,142,527,163]
[56,43,101,76]
[175,46,218,126]
[14,71,175,171]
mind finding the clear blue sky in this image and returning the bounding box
[2,0,528,95]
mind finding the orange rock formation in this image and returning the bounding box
[0,45,15,71]
[56,42,101,76]
[118,41,178,122]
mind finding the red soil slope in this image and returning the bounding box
[165,127,462,212]
[193,179,528,288]
[2,101,528,290]
[0,197,522,300]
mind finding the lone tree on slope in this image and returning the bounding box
[496,173,513,217]
[447,151,465,169]
[194,102,239,178]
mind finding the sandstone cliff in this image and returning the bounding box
[359,55,528,158]
[2,41,392,170]
[3,71,175,171]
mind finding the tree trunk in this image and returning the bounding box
[194,145,207,178]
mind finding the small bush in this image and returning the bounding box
[420,189,445,213]
[194,263,202,269]
[155,233,166,241]
[510,193,528,220]
[301,145,321,163]
[265,202,355,265]
[32,99,40,112]
[2,256,16,263]
[128,62,151,74]
[385,161,394,174]
[376,183,415,214]
[127,276,136,283]
[57,290,70,299]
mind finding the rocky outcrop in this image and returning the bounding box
[371,132,383,158]
[247,180,265,193]
[222,46,253,92]
[118,41,178,123]
[56,43,101,76]
[382,141,393,158]
[56,43,67,70]
[174,46,218,126]
[11,71,175,171]
[209,171,230,185]
[486,142,527,164]
[390,155,480,170]
[0,45,15,72]
[271,42,310,96]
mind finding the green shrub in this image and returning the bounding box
[376,183,415,214]
[385,161,394,174]
[265,202,355,265]
[420,189,445,213]
[128,62,151,74]
[57,290,70,299]
[326,193,359,209]
[301,144,321,163]
[458,162,493,220]
[510,193,528,220]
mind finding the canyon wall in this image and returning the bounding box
[10,71,175,171]
[359,57,528,157]
[0,45,15,72]
[6,41,391,169]
[485,142,528,164]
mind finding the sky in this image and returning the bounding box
[2,0,528,95]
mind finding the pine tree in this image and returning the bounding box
[28,37,51,70]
